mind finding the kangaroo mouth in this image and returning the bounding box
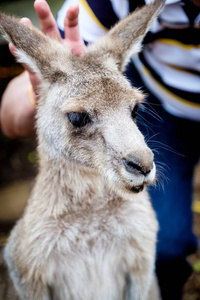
[130,184,144,193]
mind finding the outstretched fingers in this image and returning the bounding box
[63,4,87,56]
[64,4,80,41]
[34,0,62,41]
[34,0,86,55]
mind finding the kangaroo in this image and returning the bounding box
[0,1,165,299]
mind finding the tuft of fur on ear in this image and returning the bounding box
[0,12,70,81]
[89,0,165,73]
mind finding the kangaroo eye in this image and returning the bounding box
[131,104,139,119]
[67,112,91,128]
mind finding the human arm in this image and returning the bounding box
[0,0,86,138]
[0,71,36,138]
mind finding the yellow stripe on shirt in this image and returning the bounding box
[79,0,109,32]
[142,64,200,109]
[161,61,199,76]
[156,38,200,51]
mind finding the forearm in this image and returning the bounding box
[0,71,36,138]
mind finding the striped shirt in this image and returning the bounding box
[57,0,200,121]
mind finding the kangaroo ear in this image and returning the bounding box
[89,0,165,72]
[0,12,70,81]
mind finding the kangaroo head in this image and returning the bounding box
[0,0,164,193]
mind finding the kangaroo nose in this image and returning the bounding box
[122,155,153,176]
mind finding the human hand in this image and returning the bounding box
[34,0,86,56]
[9,0,86,101]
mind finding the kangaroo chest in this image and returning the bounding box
[41,202,157,300]
[6,195,157,300]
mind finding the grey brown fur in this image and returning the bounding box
[0,1,165,299]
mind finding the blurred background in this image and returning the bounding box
[0,1,199,299]
[0,0,63,243]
